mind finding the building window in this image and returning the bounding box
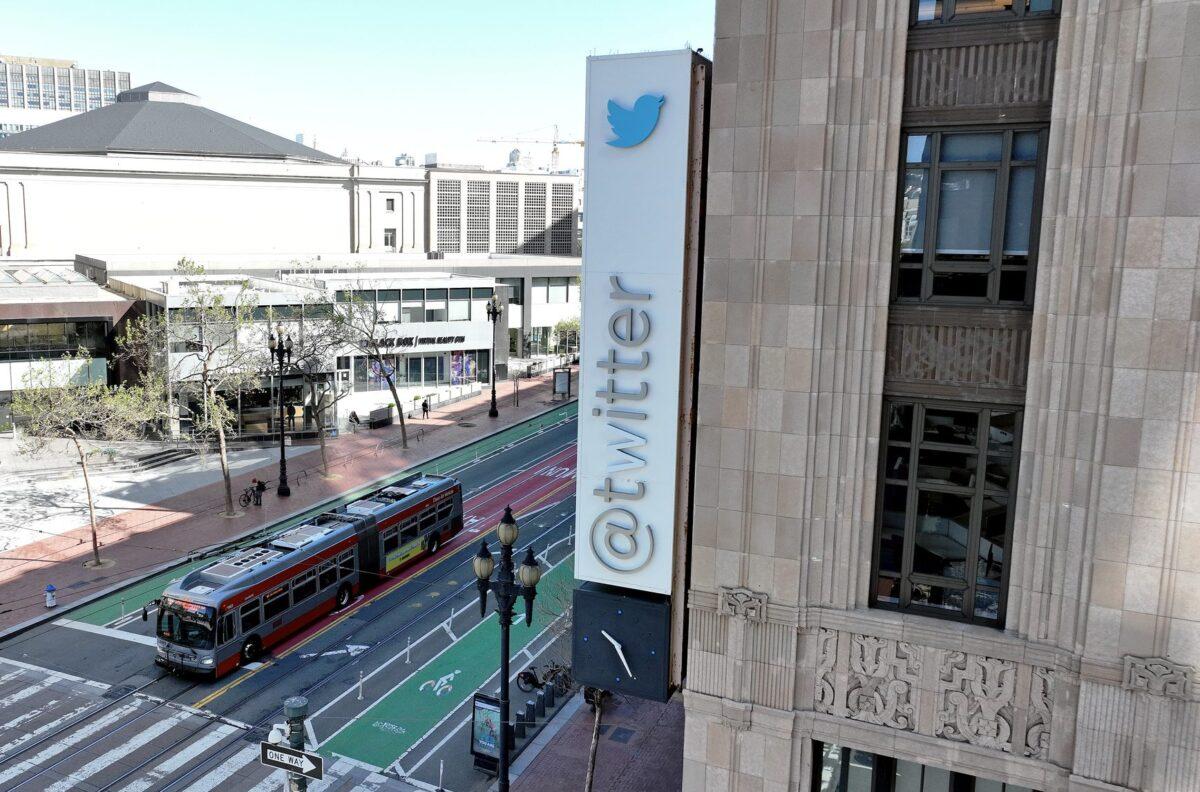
[401,289,424,323]
[911,0,1059,25]
[466,180,491,253]
[448,288,471,321]
[436,179,462,253]
[872,399,1019,626]
[546,277,569,304]
[385,198,395,212]
[522,182,547,254]
[814,741,1038,792]
[497,277,523,305]
[383,228,397,251]
[894,128,1044,306]
[424,289,448,322]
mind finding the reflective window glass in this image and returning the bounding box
[940,133,1003,162]
[907,134,933,163]
[914,491,970,578]
[900,170,928,257]
[1004,167,1036,256]
[936,171,997,257]
[1013,131,1040,161]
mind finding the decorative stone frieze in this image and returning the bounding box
[1024,667,1053,760]
[846,635,921,731]
[935,652,1017,752]
[815,628,838,715]
[718,586,768,623]
[1122,656,1193,699]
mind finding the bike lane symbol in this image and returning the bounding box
[420,669,462,696]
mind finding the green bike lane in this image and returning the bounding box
[70,400,578,628]
[320,554,575,770]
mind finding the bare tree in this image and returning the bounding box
[281,292,356,478]
[331,283,410,449]
[120,259,261,517]
[12,353,158,567]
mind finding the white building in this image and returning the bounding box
[0,83,580,260]
[0,55,131,140]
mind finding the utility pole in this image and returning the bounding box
[285,696,308,792]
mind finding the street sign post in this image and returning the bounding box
[259,742,324,782]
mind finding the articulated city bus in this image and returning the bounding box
[153,472,463,678]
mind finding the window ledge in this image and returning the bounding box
[808,606,1079,672]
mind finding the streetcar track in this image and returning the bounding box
[0,415,579,792]
[148,507,576,792]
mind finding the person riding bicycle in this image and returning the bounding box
[252,477,265,506]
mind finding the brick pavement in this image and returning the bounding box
[512,693,685,792]
[0,372,572,631]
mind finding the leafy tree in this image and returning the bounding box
[12,354,158,567]
[120,259,261,516]
[553,316,580,354]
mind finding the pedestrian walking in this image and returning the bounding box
[287,403,297,430]
[421,399,430,419]
[252,477,265,506]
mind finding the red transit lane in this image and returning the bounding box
[271,445,578,657]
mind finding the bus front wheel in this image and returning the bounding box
[241,636,262,665]
[426,535,440,555]
[335,584,352,610]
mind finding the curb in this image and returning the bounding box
[0,398,577,644]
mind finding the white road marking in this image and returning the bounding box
[45,708,192,792]
[183,744,259,792]
[0,702,140,785]
[0,676,57,708]
[0,656,110,689]
[0,701,99,760]
[113,723,237,792]
[53,618,159,647]
[0,699,58,731]
[246,769,287,792]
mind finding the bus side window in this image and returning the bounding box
[438,501,452,519]
[400,518,418,544]
[292,570,317,604]
[217,612,236,646]
[318,561,337,590]
[420,509,437,530]
[240,600,261,633]
[383,528,399,554]
[339,550,355,578]
[263,589,289,621]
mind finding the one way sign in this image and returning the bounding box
[260,742,324,781]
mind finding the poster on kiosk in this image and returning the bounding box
[574,50,703,596]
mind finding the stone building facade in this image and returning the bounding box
[683,1,1200,791]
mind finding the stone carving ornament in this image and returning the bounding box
[1024,667,1053,760]
[935,651,1016,752]
[718,586,768,623]
[815,628,838,714]
[846,634,921,731]
[1122,655,1193,699]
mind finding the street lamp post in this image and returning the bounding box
[485,294,503,418]
[472,507,541,792]
[268,323,293,498]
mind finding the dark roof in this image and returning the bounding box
[0,83,342,164]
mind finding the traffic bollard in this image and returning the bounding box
[513,716,526,740]
[357,670,363,701]
[525,700,536,730]
[545,682,555,709]
[536,690,546,719]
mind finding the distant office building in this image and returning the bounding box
[395,153,416,167]
[0,55,131,140]
[429,169,579,257]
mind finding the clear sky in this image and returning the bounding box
[3,0,715,171]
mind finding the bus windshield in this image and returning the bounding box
[157,598,215,650]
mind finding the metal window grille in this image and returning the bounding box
[436,179,462,253]
[466,180,491,253]
[550,183,574,255]
[496,182,519,253]
[522,182,547,254]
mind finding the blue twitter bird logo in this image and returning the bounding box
[606,94,665,148]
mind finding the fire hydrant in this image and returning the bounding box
[44,584,57,609]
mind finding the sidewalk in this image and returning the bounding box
[0,371,574,632]
[511,692,685,792]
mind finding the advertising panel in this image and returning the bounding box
[574,50,698,595]
[470,694,501,759]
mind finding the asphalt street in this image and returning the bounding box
[0,404,579,792]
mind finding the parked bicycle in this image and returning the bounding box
[238,486,254,508]
[516,660,572,695]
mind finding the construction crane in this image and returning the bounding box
[478,124,583,172]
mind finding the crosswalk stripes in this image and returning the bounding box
[44,708,193,792]
[0,702,141,786]
[113,723,238,792]
[181,745,259,792]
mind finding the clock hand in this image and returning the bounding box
[600,629,636,679]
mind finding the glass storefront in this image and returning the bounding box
[351,350,490,391]
[814,742,1037,792]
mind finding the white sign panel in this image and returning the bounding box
[575,50,696,594]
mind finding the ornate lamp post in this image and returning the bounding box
[485,294,503,418]
[472,506,541,792]
[268,323,293,497]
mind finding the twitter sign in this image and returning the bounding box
[606,94,665,148]
[575,50,708,598]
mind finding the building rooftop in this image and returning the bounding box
[0,265,130,305]
[0,83,343,163]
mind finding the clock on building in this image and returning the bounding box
[572,582,672,703]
